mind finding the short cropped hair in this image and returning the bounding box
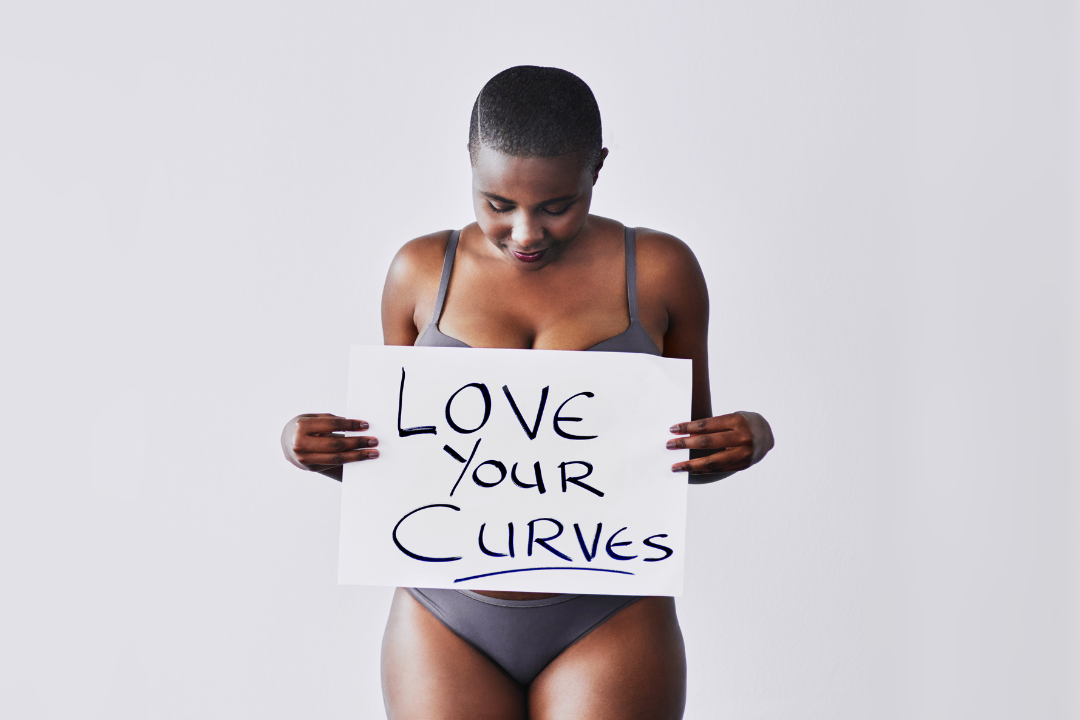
[468,66,603,169]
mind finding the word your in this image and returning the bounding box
[442,444,602,498]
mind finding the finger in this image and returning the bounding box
[671,447,752,474]
[666,428,751,451]
[298,417,369,435]
[295,449,380,467]
[295,435,378,453]
[669,412,747,436]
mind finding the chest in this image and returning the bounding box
[437,251,634,351]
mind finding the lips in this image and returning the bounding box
[512,248,548,263]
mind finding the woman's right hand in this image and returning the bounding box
[281,413,379,481]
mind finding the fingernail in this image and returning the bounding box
[358,421,369,430]
[367,438,379,447]
[666,440,679,449]
[671,464,684,473]
[368,450,379,459]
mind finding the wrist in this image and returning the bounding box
[281,420,311,471]
[735,411,773,466]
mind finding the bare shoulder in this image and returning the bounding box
[381,229,456,344]
[634,227,709,311]
[385,230,455,293]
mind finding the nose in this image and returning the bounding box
[511,213,545,248]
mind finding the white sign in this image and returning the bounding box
[339,345,692,595]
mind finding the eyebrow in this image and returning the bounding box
[480,191,578,205]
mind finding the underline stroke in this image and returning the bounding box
[453,566,635,583]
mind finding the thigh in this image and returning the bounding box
[527,597,686,720]
[381,588,527,720]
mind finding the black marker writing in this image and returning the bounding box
[478,522,508,557]
[502,385,549,440]
[642,534,674,562]
[392,504,461,562]
[552,391,598,440]
[472,460,507,488]
[444,438,481,497]
[445,382,491,434]
[511,461,546,494]
[605,526,637,561]
[527,518,572,561]
[397,368,436,437]
[442,444,466,463]
[559,461,603,497]
[477,522,515,558]
[574,522,603,562]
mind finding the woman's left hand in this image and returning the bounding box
[667,411,774,475]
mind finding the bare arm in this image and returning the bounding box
[280,232,452,479]
[639,230,774,484]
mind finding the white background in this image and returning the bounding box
[1,1,1076,718]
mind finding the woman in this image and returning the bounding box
[281,66,773,720]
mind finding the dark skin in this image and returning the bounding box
[281,144,774,719]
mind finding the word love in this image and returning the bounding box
[396,369,598,441]
[396,368,603,498]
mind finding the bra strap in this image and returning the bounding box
[624,226,640,322]
[430,229,461,326]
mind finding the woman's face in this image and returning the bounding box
[471,144,606,270]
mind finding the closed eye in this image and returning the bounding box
[543,203,572,216]
[488,202,513,214]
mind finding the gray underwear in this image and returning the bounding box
[406,588,643,686]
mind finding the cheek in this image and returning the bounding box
[473,198,505,228]
[475,212,511,239]
[550,205,591,238]
[548,215,582,238]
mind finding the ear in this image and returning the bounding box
[591,148,609,185]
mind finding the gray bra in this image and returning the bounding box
[415,226,661,356]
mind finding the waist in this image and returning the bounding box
[471,590,565,601]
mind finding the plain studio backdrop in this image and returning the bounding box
[1,1,1076,718]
